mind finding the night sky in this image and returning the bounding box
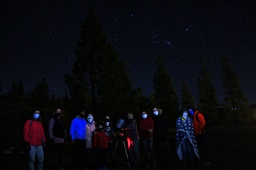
[1,1,256,104]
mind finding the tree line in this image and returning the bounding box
[0,8,251,127]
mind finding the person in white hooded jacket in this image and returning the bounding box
[86,114,96,169]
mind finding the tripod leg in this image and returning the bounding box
[122,140,131,170]
[111,141,119,160]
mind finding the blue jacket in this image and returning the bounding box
[70,116,87,140]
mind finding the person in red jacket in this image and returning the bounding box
[188,107,210,166]
[23,110,46,170]
[138,111,156,169]
[93,121,110,170]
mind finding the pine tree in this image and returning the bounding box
[8,80,24,103]
[30,77,50,108]
[65,8,135,118]
[180,80,194,110]
[97,43,135,118]
[197,60,218,125]
[153,54,179,124]
[65,8,106,114]
[221,55,248,125]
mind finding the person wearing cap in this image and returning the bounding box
[152,107,171,167]
[138,111,156,169]
[69,110,87,170]
[23,110,46,170]
[86,114,96,170]
[48,108,67,170]
[125,113,140,167]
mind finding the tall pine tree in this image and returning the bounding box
[180,80,194,110]
[197,60,218,123]
[65,8,135,118]
[221,55,248,125]
[153,54,179,124]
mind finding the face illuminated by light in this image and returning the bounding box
[153,108,159,116]
[142,111,147,119]
[34,110,40,119]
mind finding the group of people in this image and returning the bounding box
[23,106,210,170]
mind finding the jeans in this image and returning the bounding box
[28,145,44,170]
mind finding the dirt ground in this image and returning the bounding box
[1,125,256,170]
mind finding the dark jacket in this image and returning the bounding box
[49,114,66,143]
[126,119,139,140]
[153,114,170,141]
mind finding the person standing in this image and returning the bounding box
[125,113,140,167]
[23,110,46,170]
[104,115,114,157]
[138,111,156,169]
[86,114,96,170]
[48,108,66,170]
[93,122,110,170]
[70,111,87,170]
[188,107,211,165]
[176,109,199,168]
[152,107,171,167]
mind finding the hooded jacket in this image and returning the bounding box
[86,120,96,148]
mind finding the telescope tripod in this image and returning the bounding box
[111,139,131,170]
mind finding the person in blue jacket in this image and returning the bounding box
[70,110,87,170]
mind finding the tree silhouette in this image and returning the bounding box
[65,8,135,118]
[197,60,218,123]
[8,80,24,103]
[29,77,50,108]
[153,54,179,124]
[221,55,248,125]
[180,80,194,110]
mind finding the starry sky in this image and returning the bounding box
[1,0,256,104]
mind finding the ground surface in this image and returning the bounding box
[1,125,256,170]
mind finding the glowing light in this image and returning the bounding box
[126,137,133,150]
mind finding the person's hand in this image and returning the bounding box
[148,129,153,133]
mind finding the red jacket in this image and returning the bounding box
[23,120,46,146]
[138,117,154,138]
[193,110,206,135]
[93,130,110,149]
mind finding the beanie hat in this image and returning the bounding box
[87,114,93,119]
